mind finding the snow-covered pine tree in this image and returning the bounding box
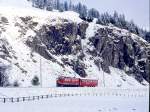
[89,8,99,18]
[69,0,72,10]
[113,11,120,26]
[64,1,69,11]
[31,76,40,86]
[30,0,148,42]
[56,0,60,10]
[145,32,150,42]
[46,0,54,11]
[32,0,46,9]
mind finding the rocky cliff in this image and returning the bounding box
[0,7,149,87]
[26,18,150,83]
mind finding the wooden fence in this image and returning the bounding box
[0,88,148,103]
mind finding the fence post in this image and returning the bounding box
[28,96,30,101]
[59,94,61,97]
[17,98,19,102]
[50,94,52,97]
[37,96,39,100]
[64,93,67,97]
[3,98,6,103]
[23,97,25,102]
[11,97,14,103]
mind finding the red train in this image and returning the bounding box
[56,76,98,87]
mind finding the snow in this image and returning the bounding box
[86,18,98,38]
[0,1,82,87]
[0,95,148,112]
[0,88,149,112]
[0,7,82,25]
[82,18,103,48]
[81,19,149,88]
[111,25,149,44]
[82,55,148,88]
[131,33,149,43]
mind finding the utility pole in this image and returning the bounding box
[40,56,42,88]
[103,70,105,87]
[99,61,105,87]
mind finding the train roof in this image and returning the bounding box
[57,76,98,80]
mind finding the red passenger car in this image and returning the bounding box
[79,79,98,87]
[56,76,98,87]
[56,76,80,87]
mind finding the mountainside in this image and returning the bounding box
[0,0,149,87]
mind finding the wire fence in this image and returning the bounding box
[0,88,149,103]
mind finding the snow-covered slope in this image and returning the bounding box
[0,7,82,87]
[0,0,149,88]
[0,0,32,8]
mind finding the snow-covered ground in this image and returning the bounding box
[0,96,148,112]
[0,91,149,112]
[0,87,149,112]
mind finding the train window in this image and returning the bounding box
[65,78,71,81]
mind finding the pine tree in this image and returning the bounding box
[129,20,137,34]
[64,1,69,11]
[13,80,19,87]
[113,11,119,26]
[56,0,60,10]
[69,0,72,10]
[59,3,65,12]
[81,5,87,17]
[31,76,40,86]
[31,0,148,41]
[75,2,82,15]
[46,0,53,11]
[32,0,46,9]
[88,8,99,19]
[119,14,126,28]
[145,32,150,42]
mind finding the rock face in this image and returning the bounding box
[0,39,11,86]
[27,19,88,55]
[26,19,149,83]
[26,19,89,78]
[89,27,150,82]
[0,10,149,87]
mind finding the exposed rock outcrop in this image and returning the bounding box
[26,19,89,77]
[89,27,150,82]
[26,19,149,83]
[0,11,149,87]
